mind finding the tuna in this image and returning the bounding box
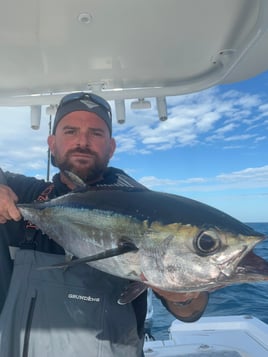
[18,186,268,302]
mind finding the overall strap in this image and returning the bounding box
[20,183,55,250]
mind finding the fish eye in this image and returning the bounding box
[194,230,221,256]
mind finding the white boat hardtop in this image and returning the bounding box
[1,0,268,110]
[144,315,268,357]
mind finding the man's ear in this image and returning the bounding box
[109,137,116,159]
[47,135,55,155]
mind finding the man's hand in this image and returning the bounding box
[0,184,21,223]
[152,286,209,322]
[152,287,200,303]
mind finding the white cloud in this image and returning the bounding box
[139,175,206,188]
[112,87,266,153]
[215,123,237,135]
[1,86,267,200]
[139,165,268,193]
[217,165,268,184]
[223,133,257,142]
[0,107,49,175]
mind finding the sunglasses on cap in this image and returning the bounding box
[58,92,112,118]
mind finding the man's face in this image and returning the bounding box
[47,111,116,183]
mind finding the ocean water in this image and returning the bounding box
[150,222,268,340]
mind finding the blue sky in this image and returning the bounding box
[0,71,267,222]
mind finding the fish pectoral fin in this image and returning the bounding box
[79,237,138,263]
[117,281,147,305]
[38,238,138,270]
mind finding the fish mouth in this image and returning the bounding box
[216,246,268,287]
[235,250,268,278]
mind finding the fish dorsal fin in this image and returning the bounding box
[63,170,87,188]
[63,170,147,193]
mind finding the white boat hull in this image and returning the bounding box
[144,315,268,357]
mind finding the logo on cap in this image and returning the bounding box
[80,99,100,110]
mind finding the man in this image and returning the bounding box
[0,92,208,356]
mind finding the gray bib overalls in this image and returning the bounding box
[0,249,144,357]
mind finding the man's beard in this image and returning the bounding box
[53,147,110,183]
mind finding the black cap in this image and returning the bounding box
[52,92,112,135]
